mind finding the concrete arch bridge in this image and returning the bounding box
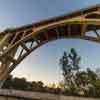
[0,4,100,87]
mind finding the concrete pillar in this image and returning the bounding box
[0,47,17,88]
[0,33,16,88]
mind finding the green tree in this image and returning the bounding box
[59,48,100,97]
[60,51,72,89]
[87,68,97,83]
[59,48,81,94]
[2,74,13,89]
[31,81,44,92]
[13,77,28,90]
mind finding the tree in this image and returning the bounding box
[59,48,100,97]
[58,81,65,89]
[13,77,28,90]
[2,74,13,89]
[60,51,72,89]
[87,68,97,84]
[59,48,81,94]
[31,81,44,92]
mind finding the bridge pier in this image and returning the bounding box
[0,34,11,88]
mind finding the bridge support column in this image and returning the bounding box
[0,47,18,88]
[0,33,17,88]
[0,34,12,88]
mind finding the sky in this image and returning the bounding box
[0,0,100,85]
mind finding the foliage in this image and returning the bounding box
[2,75,61,94]
[60,48,81,92]
[59,48,100,97]
[2,48,100,98]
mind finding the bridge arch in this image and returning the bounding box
[0,4,100,87]
[1,24,99,79]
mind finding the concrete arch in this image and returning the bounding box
[0,4,100,87]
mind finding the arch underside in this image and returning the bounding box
[0,23,100,81]
[0,5,100,85]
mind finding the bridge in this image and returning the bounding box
[0,3,100,100]
[0,89,99,100]
[1,4,100,87]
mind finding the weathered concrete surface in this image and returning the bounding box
[0,89,99,100]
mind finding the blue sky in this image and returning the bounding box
[0,0,100,85]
